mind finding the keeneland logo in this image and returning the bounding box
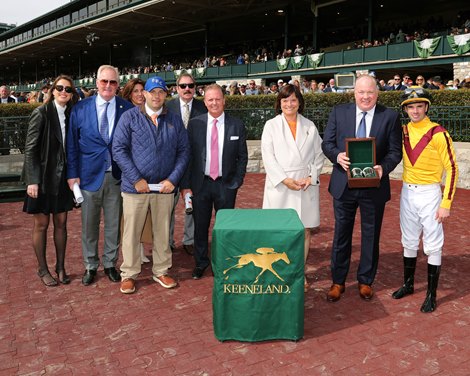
[223,247,290,284]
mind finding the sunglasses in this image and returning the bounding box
[178,83,195,89]
[55,85,73,93]
[100,79,118,86]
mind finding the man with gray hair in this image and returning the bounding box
[67,65,133,286]
[0,86,16,104]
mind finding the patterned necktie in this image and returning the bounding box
[183,103,190,128]
[100,102,110,144]
[100,102,111,170]
[356,111,367,138]
[210,119,219,180]
[151,113,158,126]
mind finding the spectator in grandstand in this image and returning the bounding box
[236,54,244,65]
[294,44,304,56]
[0,86,16,103]
[38,85,50,103]
[67,65,133,286]
[446,80,458,90]
[387,75,407,91]
[261,83,324,292]
[323,78,338,93]
[113,76,189,294]
[28,91,40,103]
[431,76,445,90]
[318,82,326,92]
[402,74,413,87]
[167,72,207,256]
[239,84,247,95]
[228,81,240,95]
[396,29,406,43]
[268,82,279,95]
[277,79,285,88]
[22,75,80,287]
[378,79,388,91]
[415,75,426,87]
[245,80,260,95]
[17,92,27,103]
[300,79,310,94]
[309,80,319,93]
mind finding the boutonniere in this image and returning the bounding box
[119,105,123,109]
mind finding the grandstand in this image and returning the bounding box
[0,0,469,89]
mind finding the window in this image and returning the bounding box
[97,0,106,13]
[72,11,79,23]
[89,4,97,16]
[79,8,87,20]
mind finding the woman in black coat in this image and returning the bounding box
[22,75,79,286]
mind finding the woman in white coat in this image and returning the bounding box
[261,84,325,291]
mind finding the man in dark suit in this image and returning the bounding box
[387,75,407,91]
[323,78,338,93]
[67,65,133,286]
[322,74,402,302]
[181,84,248,279]
[166,73,207,255]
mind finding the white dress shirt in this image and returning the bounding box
[355,106,376,137]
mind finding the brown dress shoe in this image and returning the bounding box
[358,283,374,300]
[327,284,345,302]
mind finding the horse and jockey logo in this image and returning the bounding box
[223,247,290,284]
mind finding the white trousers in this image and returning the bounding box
[400,183,443,266]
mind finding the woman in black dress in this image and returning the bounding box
[22,75,79,286]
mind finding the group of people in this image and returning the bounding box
[320,74,458,313]
[378,73,470,91]
[21,67,458,313]
[21,65,248,294]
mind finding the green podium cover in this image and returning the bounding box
[212,209,304,342]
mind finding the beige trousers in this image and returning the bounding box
[120,192,173,279]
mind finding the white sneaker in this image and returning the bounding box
[140,243,150,264]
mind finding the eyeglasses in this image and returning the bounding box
[99,79,118,86]
[394,78,401,81]
[178,83,195,89]
[55,85,73,93]
[404,87,424,95]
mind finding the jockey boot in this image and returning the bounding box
[392,256,417,299]
[420,264,441,313]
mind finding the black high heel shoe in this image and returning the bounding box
[38,270,58,287]
[56,270,71,284]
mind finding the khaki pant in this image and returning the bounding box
[120,192,173,279]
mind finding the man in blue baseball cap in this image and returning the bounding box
[113,76,190,294]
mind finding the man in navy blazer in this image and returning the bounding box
[67,65,133,286]
[181,84,248,279]
[322,74,402,302]
[166,72,207,255]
